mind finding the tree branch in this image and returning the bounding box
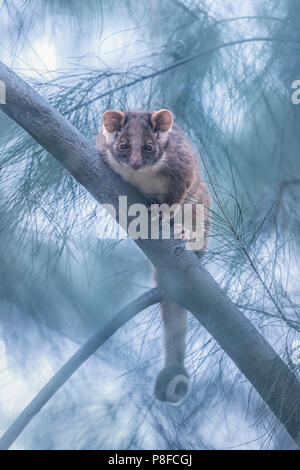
[69,37,300,112]
[0,61,300,447]
[0,288,164,450]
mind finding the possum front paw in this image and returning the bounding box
[174,223,196,242]
[154,365,189,404]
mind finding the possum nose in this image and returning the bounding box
[131,161,141,170]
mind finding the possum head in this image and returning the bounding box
[101,109,173,171]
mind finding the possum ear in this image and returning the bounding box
[151,109,173,132]
[102,110,125,133]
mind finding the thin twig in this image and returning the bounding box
[0,287,164,450]
[199,150,292,325]
[69,36,300,112]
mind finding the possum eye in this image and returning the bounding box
[144,142,154,152]
[119,140,128,151]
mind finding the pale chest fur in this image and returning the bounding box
[105,150,168,201]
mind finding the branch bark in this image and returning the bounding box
[0,288,164,450]
[0,60,300,447]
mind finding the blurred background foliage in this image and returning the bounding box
[0,0,300,450]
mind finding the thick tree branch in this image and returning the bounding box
[0,61,300,447]
[0,288,164,450]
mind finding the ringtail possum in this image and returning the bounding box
[96,109,209,404]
